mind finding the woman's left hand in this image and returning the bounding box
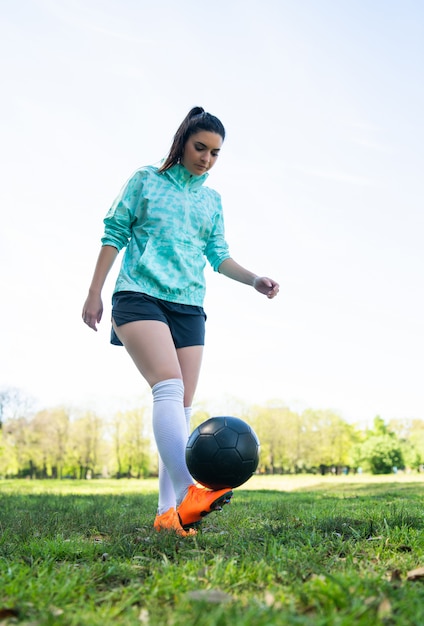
[253,277,280,299]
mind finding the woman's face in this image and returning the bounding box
[181,131,223,176]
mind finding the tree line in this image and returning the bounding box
[1,387,423,479]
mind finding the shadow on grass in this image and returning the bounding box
[234,485,424,542]
[293,480,424,498]
[1,481,423,563]
[0,492,157,540]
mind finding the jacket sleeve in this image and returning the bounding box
[204,190,231,271]
[101,170,145,251]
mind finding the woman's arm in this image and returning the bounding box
[82,245,119,330]
[218,258,279,299]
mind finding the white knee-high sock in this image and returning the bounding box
[152,379,194,511]
[184,406,193,436]
[157,405,193,515]
[157,456,176,515]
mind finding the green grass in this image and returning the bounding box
[1,475,424,625]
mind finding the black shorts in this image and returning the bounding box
[111,291,206,349]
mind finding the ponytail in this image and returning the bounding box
[158,107,225,173]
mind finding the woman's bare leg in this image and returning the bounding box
[112,320,204,512]
[177,345,204,408]
[112,319,182,386]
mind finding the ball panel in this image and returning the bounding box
[214,427,238,449]
[197,417,226,435]
[188,461,216,488]
[186,433,219,457]
[236,432,260,463]
[222,416,251,433]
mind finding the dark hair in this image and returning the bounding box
[158,106,226,173]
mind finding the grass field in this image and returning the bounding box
[1,474,424,625]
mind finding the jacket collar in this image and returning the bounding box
[163,163,208,190]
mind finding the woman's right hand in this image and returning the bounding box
[81,245,119,331]
[82,291,103,331]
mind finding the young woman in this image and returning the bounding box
[82,107,279,537]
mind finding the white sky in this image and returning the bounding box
[1,0,423,426]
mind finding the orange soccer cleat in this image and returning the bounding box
[177,484,233,528]
[153,507,197,537]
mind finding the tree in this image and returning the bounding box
[371,415,390,436]
[358,435,404,474]
[355,416,404,474]
[119,408,151,478]
[110,411,124,478]
[68,412,104,478]
[407,420,424,470]
[31,408,71,478]
[301,409,357,473]
[0,386,35,429]
[4,415,42,477]
[388,417,424,471]
[0,387,38,476]
[249,405,304,473]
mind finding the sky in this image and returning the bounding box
[1,0,423,426]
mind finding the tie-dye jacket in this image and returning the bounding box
[101,163,231,306]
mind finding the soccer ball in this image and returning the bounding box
[186,416,260,489]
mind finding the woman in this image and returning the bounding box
[82,107,279,537]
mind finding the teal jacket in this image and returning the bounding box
[101,164,231,306]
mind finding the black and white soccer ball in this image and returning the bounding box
[186,416,260,489]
